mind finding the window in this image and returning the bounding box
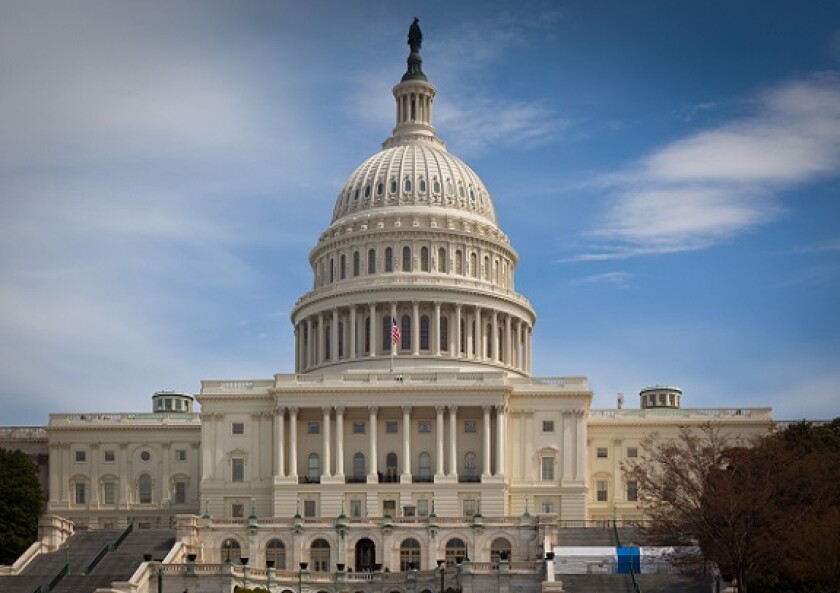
[350,499,362,517]
[386,421,398,434]
[627,480,638,502]
[329,258,335,283]
[383,499,397,516]
[404,178,412,193]
[418,421,431,433]
[627,447,638,458]
[340,254,346,280]
[437,247,447,273]
[353,421,365,434]
[400,538,421,571]
[420,315,430,350]
[75,450,86,463]
[390,179,397,193]
[364,185,371,198]
[433,179,441,194]
[303,499,317,517]
[596,480,608,502]
[368,249,376,274]
[266,539,286,570]
[420,246,429,271]
[338,322,344,358]
[596,447,608,458]
[174,481,187,504]
[402,246,412,272]
[232,422,245,435]
[470,253,477,278]
[221,539,241,563]
[353,251,360,276]
[311,538,330,572]
[103,481,116,505]
[325,325,331,360]
[419,178,426,193]
[75,482,86,504]
[308,422,320,435]
[386,452,398,480]
[377,182,384,196]
[385,247,393,272]
[400,315,410,350]
[138,474,152,504]
[541,456,555,481]
[490,538,512,564]
[176,449,187,462]
[463,451,477,479]
[464,420,477,433]
[140,450,151,462]
[541,501,556,514]
[104,450,115,463]
[231,458,245,482]
[542,420,555,433]
[417,499,429,517]
[440,316,448,352]
[445,538,467,567]
[353,452,365,479]
[308,453,320,479]
[419,452,432,480]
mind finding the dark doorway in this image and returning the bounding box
[355,538,376,572]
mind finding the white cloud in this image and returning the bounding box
[570,271,632,288]
[571,72,840,260]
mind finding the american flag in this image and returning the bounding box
[391,317,401,345]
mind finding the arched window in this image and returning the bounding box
[455,250,463,275]
[382,316,392,351]
[385,247,393,272]
[490,538,511,565]
[340,254,347,280]
[138,473,152,504]
[419,178,426,193]
[324,325,331,361]
[368,249,376,274]
[338,322,344,358]
[470,253,477,278]
[386,452,398,481]
[402,246,412,272]
[400,315,411,350]
[440,317,448,352]
[329,258,335,283]
[433,179,441,194]
[353,452,365,480]
[390,179,398,194]
[404,178,412,193]
[311,538,330,572]
[483,256,490,280]
[266,539,286,570]
[400,538,421,571]
[365,316,371,354]
[486,323,492,358]
[221,538,241,563]
[353,251,360,277]
[437,248,447,273]
[445,538,467,567]
[420,246,429,272]
[419,315,430,350]
[463,452,477,479]
[377,182,384,196]
[364,185,371,198]
[308,453,320,480]
[418,452,431,480]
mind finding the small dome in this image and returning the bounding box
[331,143,497,226]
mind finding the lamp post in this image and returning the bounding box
[299,561,308,593]
[240,557,249,589]
[437,559,445,593]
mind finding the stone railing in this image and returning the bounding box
[48,412,201,425]
[589,408,773,420]
[0,426,47,440]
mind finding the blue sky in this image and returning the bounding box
[1,0,839,424]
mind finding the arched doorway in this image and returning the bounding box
[355,538,376,572]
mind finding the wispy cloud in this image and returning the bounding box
[569,72,840,261]
[787,239,840,254]
[570,271,633,288]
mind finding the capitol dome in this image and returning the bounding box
[290,21,535,376]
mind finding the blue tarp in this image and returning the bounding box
[616,547,640,574]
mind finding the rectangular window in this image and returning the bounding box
[464,420,477,433]
[104,450,115,463]
[463,498,478,517]
[383,499,397,516]
[308,421,320,435]
[75,450,86,463]
[597,480,608,502]
[350,499,362,517]
[417,499,429,517]
[176,449,187,462]
[232,422,245,435]
[352,421,365,434]
[542,420,554,433]
[103,482,116,505]
[541,502,556,514]
[596,447,608,458]
[403,505,416,517]
[385,421,398,434]
[231,503,245,518]
[626,447,638,458]
[231,458,245,482]
[541,456,554,481]
[627,480,638,502]
[418,420,431,433]
[175,481,187,504]
[303,500,317,518]
[75,483,86,505]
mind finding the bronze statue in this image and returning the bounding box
[408,17,422,53]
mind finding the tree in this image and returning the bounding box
[0,448,44,565]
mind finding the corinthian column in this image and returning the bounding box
[449,405,458,479]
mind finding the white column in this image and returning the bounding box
[448,405,458,479]
[322,406,331,478]
[160,442,170,504]
[505,315,512,366]
[491,311,499,362]
[433,302,441,356]
[575,411,586,481]
[369,303,377,356]
[562,412,573,483]
[482,405,492,478]
[368,406,379,481]
[527,325,533,374]
[390,303,398,355]
[435,405,445,478]
[332,309,339,361]
[475,307,483,360]
[401,406,411,480]
[335,407,345,478]
[454,305,462,357]
[466,309,474,358]
[306,317,313,369]
[349,307,357,359]
[317,313,325,364]
[90,444,100,505]
[274,407,285,478]
[495,405,506,477]
[412,301,420,355]
[294,325,300,372]
[288,407,298,478]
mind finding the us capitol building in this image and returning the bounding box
[2,20,773,593]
